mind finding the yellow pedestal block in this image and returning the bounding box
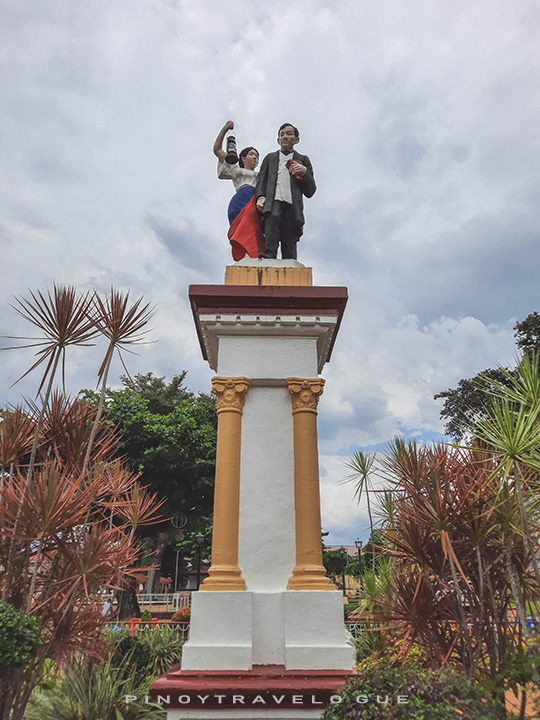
[225,264,312,287]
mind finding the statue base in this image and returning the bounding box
[149,664,353,719]
[225,258,312,287]
[180,591,355,671]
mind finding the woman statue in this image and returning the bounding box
[213,120,264,261]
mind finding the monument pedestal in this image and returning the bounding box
[150,260,355,719]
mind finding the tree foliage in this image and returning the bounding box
[84,373,217,521]
[82,372,217,591]
[435,312,540,440]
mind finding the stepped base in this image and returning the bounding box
[149,664,355,719]
[181,591,356,672]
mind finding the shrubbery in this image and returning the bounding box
[0,601,42,677]
[26,626,184,720]
[322,665,505,720]
[106,626,184,678]
[171,606,191,623]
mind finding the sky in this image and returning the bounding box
[1,0,539,544]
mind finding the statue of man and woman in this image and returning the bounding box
[213,121,316,261]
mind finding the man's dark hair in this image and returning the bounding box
[238,146,258,168]
[278,123,299,137]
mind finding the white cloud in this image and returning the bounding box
[1,0,539,541]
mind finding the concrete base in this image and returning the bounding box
[167,709,323,719]
[181,591,355,672]
[181,592,253,670]
[283,592,356,671]
[149,665,354,720]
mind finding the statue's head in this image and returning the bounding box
[277,123,299,152]
[239,146,259,170]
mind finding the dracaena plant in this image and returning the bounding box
[0,285,163,720]
[360,439,539,707]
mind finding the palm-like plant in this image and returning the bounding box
[0,407,35,476]
[0,285,163,720]
[467,355,540,681]
[1,286,99,604]
[83,289,155,476]
[343,449,377,569]
[372,440,537,702]
[25,656,164,720]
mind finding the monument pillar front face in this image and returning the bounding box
[150,263,355,714]
[287,378,334,591]
[201,376,249,592]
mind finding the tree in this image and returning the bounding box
[435,312,540,440]
[342,450,378,570]
[0,285,164,720]
[373,439,539,706]
[435,367,514,441]
[82,372,217,593]
[514,311,540,354]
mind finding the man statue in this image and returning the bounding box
[255,123,316,260]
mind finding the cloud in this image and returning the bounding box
[1,0,539,542]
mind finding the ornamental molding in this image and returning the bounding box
[212,376,250,414]
[197,313,338,375]
[287,378,325,414]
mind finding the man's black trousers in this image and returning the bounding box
[263,200,300,259]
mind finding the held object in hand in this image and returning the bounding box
[225,131,239,164]
[286,158,303,180]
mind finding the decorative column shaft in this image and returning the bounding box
[286,378,334,590]
[201,377,249,591]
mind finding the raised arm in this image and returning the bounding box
[213,120,234,163]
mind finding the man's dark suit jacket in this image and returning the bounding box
[255,150,316,238]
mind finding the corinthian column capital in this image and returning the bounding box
[287,378,325,414]
[212,377,250,414]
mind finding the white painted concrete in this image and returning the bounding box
[181,592,253,671]
[180,303,355,685]
[168,711,322,720]
[218,336,317,379]
[233,258,307,269]
[251,592,286,665]
[181,589,355,673]
[283,592,356,671]
[198,314,338,374]
[238,386,296,593]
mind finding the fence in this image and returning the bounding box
[105,620,191,642]
[136,592,191,612]
[106,620,363,647]
[346,622,363,641]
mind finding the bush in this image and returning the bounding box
[136,626,184,676]
[105,629,153,678]
[171,607,191,623]
[321,666,505,719]
[25,656,165,720]
[0,601,42,677]
[27,626,185,720]
[104,625,184,678]
[140,609,153,622]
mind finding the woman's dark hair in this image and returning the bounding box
[238,146,258,168]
